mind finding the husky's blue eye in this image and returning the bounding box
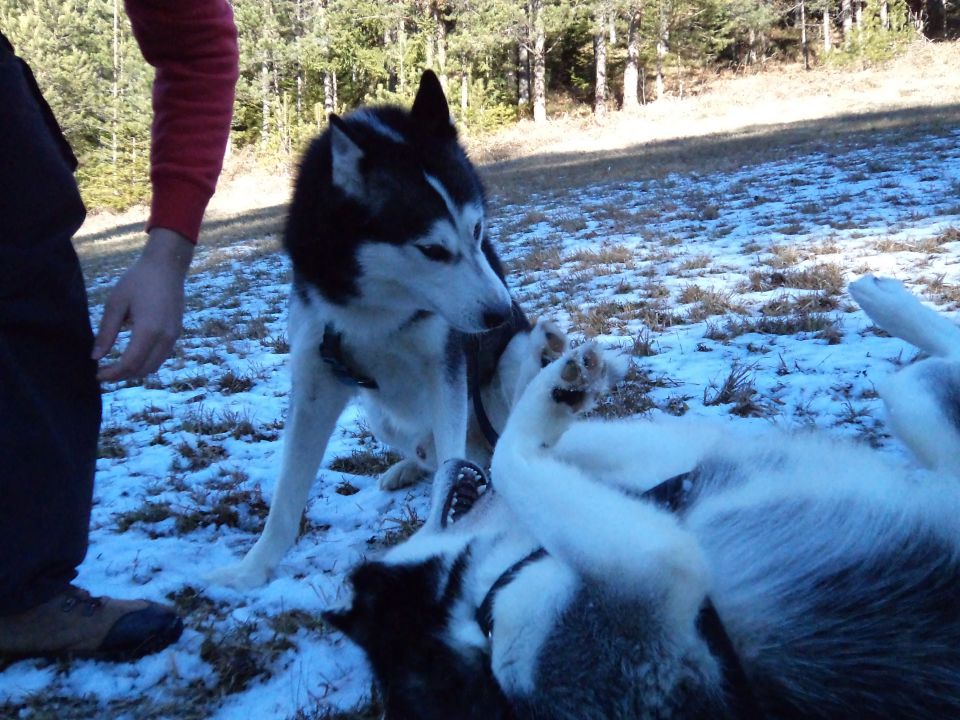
[417,244,453,262]
[473,222,483,242]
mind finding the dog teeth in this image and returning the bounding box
[443,462,489,526]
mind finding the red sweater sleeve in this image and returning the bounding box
[125,0,239,244]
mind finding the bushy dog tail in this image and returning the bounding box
[849,275,960,359]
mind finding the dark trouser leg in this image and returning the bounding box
[0,33,99,615]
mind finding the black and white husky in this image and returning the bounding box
[324,275,960,720]
[209,71,567,589]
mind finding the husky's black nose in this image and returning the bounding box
[482,309,509,329]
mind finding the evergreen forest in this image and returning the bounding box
[1,0,955,209]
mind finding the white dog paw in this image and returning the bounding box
[204,561,272,590]
[848,274,903,316]
[379,458,428,491]
[533,318,570,368]
[550,342,614,414]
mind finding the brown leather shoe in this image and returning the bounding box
[0,586,183,661]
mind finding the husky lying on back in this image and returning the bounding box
[325,276,960,719]
[208,71,568,590]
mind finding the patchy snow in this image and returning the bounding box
[2,124,959,719]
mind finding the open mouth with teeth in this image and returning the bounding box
[440,460,490,529]
[551,387,586,408]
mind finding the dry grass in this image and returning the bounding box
[568,298,686,336]
[329,448,403,477]
[872,234,957,254]
[717,312,842,343]
[703,363,770,417]
[373,505,425,549]
[676,254,713,273]
[678,285,748,321]
[114,469,271,537]
[920,273,960,308]
[567,244,636,268]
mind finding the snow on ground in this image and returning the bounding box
[2,125,959,719]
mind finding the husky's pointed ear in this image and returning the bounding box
[411,70,455,138]
[328,114,365,198]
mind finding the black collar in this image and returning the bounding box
[467,302,532,448]
[474,469,766,719]
[319,325,379,389]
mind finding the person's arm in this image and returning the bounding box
[93,0,238,381]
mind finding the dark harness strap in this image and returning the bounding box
[467,302,532,449]
[320,302,529,441]
[476,547,548,638]
[475,469,766,720]
[698,600,765,719]
[319,324,379,389]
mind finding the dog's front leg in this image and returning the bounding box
[207,333,351,589]
[849,275,960,477]
[433,343,469,463]
[492,344,708,630]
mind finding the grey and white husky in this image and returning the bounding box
[209,71,567,589]
[324,275,960,720]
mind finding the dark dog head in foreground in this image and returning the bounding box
[323,552,511,720]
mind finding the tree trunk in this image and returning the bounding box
[594,3,608,119]
[317,0,331,123]
[841,0,853,41]
[675,52,684,100]
[111,0,119,169]
[656,0,668,99]
[295,0,304,116]
[323,71,335,118]
[823,0,833,52]
[460,64,469,113]
[425,4,435,69]
[622,6,642,113]
[518,40,530,107]
[880,0,889,28]
[260,56,270,147]
[433,2,449,91]
[398,17,407,95]
[801,0,809,69]
[926,0,947,36]
[531,0,547,123]
[385,25,397,92]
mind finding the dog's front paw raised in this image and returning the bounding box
[534,319,569,368]
[550,343,611,414]
[379,458,428,491]
[848,275,905,323]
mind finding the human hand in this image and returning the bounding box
[92,227,195,382]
